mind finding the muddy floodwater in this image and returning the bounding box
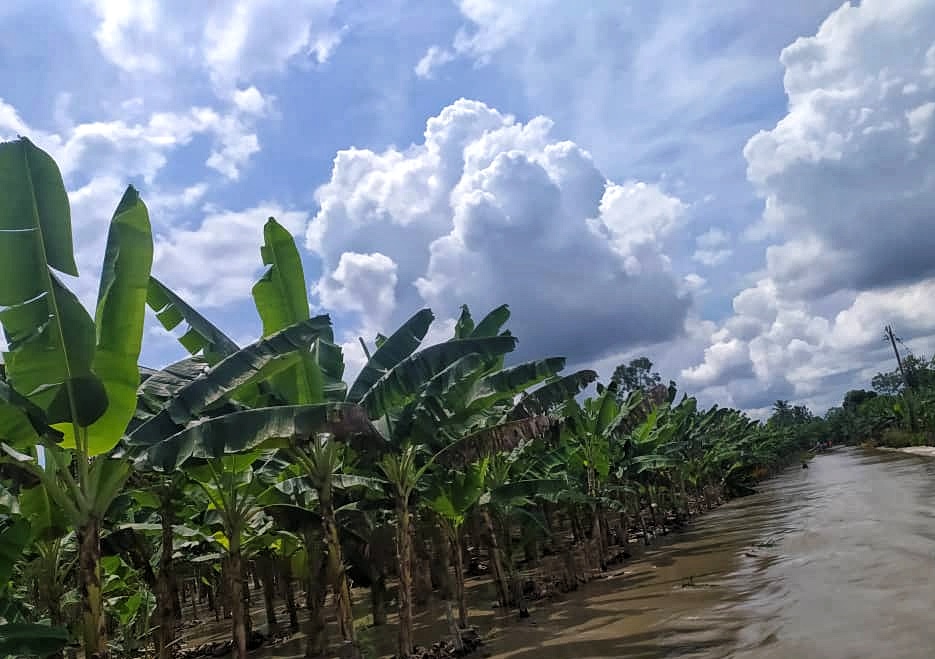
[482,448,935,659]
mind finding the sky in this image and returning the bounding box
[1,0,934,417]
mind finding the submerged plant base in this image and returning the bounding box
[390,626,484,659]
[175,628,284,659]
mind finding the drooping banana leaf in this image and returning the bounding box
[310,337,347,402]
[346,308,435,404]
[128,318,334,447]
[136,357,209,417]
[434,415,554,468]
[59,185,154,455]
[358,335,518,418]
[141,403,383,471]
[509,369,598,419]
[463,357,566,413]
[0,137,106,428]
[147,276,239,364]
[0,376,62,447]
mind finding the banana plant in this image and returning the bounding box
[0,137,154,659]
[424,460,488,629]
[128,315,360,659]
[368,304,593,658]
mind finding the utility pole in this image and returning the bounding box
[884,324,917,432]
[884,324,912,391]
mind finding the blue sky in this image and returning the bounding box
[2,0,934,416]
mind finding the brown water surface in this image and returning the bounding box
[483,447,935,658]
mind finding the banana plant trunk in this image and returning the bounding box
[319,491,358,652]
[369,571,388,626]
[282,560,300,632]
[77,516,108,659]
[395,493,414,659]
[451,530,468,628]
[481,508,510,609]
[226,542,248,659]
[304,532,329,658]
[259,555,279,636]
[156,498,176,659]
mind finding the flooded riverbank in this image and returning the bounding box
[229,448,935,658]
[480,447,935,658]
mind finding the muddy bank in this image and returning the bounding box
[878,445,935,457]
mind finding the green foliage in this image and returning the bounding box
[877,428,928,448]
[610,356,661,395]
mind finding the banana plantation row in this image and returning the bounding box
[0,138,813,659]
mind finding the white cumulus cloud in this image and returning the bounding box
[308,98,691,362]
[683,0,935,411]
[154,204,308,308]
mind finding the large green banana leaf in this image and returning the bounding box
[141,403,382,471]
[426,459,488,525]
[358,335,518,418]
[136,357,209,417]
[127,318,334,447]
[17,481,68,541]
[252,218,343,404]
[346,308,435,403]
[0,137,106,427]
[409,354,489,429]
[147,276,239,364]
[165,316,332,419]
[470,304,511,338]
[253,219,314,338]
[463,357,566,413]
[59,186,153,455]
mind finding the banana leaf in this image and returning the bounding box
[0,137,106,428]
[346,308,434,403]
[358,335,518,418]
[147,276,239,363]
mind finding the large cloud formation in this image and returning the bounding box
[308,99,691,361]
[683,0,935,411]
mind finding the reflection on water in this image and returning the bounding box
[487,448,935,659]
